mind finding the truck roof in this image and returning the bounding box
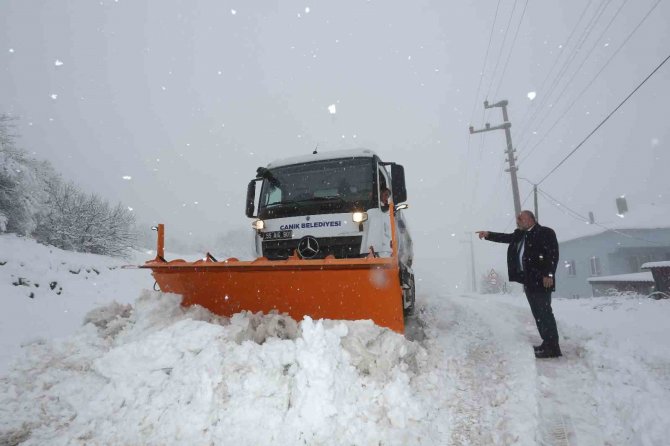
[267,148,378,168]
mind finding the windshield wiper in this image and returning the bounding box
[308,195,346,202]
[265,196,346,207]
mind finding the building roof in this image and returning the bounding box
[267,148,378,168]
[587,271,654,283]
[558,203,670,243]
[641,261,670,269]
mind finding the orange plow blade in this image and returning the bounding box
[141,225,405,332]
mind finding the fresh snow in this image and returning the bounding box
[1,234,670,445]
[587,271,654,283]
[642,260,670,269]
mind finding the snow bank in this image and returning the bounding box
[0,291,433,446]
[556,295,670,444]
[0,234,150,374]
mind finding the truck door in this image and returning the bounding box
[377,166,392,249]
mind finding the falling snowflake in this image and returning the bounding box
[50,94,58,100]
[161,86,166,91]
[230,9,236,15]
[54,59,63,66]
[9,48,15,53]
[651,138,660,146]
[328,104,337,114]
[305,7,310,13]
[527,91,536,101]
[122,176,132,180]
[127,207,134,211]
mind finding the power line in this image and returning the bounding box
[492,0,530,100]
[515,0,595,135]
[485,0,519,100]
[537,188,665,245]
[519,0,660,165]
[537,51,670,185]
[517,0,627,152]
[468,0,503,129]
[519,0,611,146]
[464,0,503,230]
[517,0,612,144]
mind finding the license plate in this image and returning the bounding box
[263,230,293,241]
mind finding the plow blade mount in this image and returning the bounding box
[142,222,405,332]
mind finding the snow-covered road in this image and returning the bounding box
[2,235,670,445]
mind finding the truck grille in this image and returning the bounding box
[262,236,363,260]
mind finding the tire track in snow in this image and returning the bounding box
[421,294,533,445]
[518,312,605,445]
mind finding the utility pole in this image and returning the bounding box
[533,183,539,222]
[519,176,539,222]
[469,100,521,217]
[459,233,477,293]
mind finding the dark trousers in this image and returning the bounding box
[524,288,559,345]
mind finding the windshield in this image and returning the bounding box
[258,157,376,218]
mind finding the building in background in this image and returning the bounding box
[587,271,655,296]
[555,203,670,298]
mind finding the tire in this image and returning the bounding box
[402,271,416,317]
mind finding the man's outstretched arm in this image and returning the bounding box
[475,231,515,244]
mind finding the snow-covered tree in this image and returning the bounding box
[34,179,137,256]
[0,115,41,235]
[1,114,137,256]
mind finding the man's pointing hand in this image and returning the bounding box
[475,231,489,240]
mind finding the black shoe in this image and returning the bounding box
[533,342,545,352]
[535,345,562,359]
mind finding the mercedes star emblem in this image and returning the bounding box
[297,236,319,259]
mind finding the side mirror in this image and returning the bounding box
[391,164,407,204]
[246,180,258,218]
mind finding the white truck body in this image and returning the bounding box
[246,148,415,313]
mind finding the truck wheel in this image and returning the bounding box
[403,272,416,317]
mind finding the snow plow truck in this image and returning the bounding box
[143,149,415,333]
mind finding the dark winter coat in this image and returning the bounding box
[486,224,559,291]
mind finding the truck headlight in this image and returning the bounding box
[352,212,368,223]
[252,219,265,230]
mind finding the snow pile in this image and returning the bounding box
[0,291,435,445]
[3,234,670,444]
[556,295,670,444]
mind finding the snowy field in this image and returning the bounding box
[1,234,670,445]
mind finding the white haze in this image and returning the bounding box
[1,0,669,289]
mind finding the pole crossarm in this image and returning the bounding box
[469,122,511,134]
[468,99,521,216]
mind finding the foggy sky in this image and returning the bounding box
[2,0,669,290]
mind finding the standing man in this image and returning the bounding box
[476,210,562,358]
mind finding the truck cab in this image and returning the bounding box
[246,149,415,314]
